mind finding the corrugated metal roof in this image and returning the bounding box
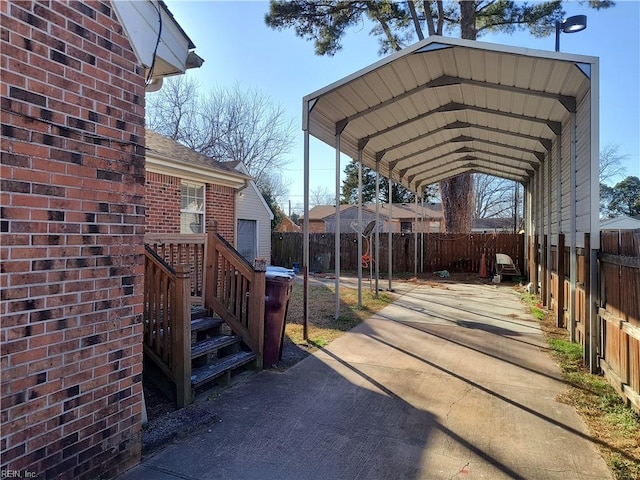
[304,36,596,195]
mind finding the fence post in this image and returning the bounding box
[205,221,218,311]
[542,235,548,306]
[173,264,192,408]
[251,259,266,369]
[529,236,538,295]
[557,234,565,328]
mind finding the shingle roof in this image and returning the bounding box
[145,130,246,177]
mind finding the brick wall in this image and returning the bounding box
[207,183,236,242]
[145,172,180,234]
[1,1,146,478]
[145,173,236,243]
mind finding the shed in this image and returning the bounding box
[300,36,599,370]
[232,162,275,263]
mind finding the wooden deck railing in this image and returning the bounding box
[145,233,207,305]
[145,223,265,374]
[205,224,265,368]
[143,246,192,407]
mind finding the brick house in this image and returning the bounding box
[145,130,274,263]
[1,1,200,478]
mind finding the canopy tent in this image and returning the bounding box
[301,36,600,370]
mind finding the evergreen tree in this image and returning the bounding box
[606,176,640,217]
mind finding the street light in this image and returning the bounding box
[555,15,587,52]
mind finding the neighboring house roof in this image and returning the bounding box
[380,202,443,220]
[306,204,376,220]
[145,130,250,188]
[233,162,274,220]
[600,216,640,230]
[276,216,301,233]
[306,203,443,221]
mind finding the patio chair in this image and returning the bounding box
[495,253,521,277]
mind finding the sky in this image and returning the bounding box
[162,0,640,214]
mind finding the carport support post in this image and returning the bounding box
[569,112,577,343]
[589,60,600,374]
[388,180,393,291]
[334,123,345,321]
[546,151,552,308]
[357,149,363,308]
[303,129,310,341]
[414,194,418,278]
[375,161,380,298]
[420,198,424,273]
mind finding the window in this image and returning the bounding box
[180,182,204,233]
[400,221,412,233]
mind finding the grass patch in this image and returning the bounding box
[520,291,640,480]
[284,282,393,352]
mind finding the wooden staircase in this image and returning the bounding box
[144,223,266,407]
[189,307,257,393]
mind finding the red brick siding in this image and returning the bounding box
[145,172,180,234]
[1,1,145,478]
[206,184,235,242]
[145,174,236,243]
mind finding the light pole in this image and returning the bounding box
[555,15,587,52]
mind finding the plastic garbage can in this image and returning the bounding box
[263,267,296,365]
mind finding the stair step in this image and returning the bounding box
[191,316,224,334]
[190,306,209,320]
[191,335,240,360]
[191,351,257,388]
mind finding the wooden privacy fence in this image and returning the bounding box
[272,232,524,275]
[598,230,640,413]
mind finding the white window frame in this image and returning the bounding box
[180,181,205,234]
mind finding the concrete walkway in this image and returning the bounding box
[121,282,611,480]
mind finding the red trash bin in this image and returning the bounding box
[263,267,295,365]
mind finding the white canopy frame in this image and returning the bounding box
[301,36,599,371]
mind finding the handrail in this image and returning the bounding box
[205,223,265,368]
[143,246,192,407]
[145,233,206,305]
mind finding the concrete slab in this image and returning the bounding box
[121,282,612,480]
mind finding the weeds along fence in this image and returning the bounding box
[598,229,640,413]
[272,232,524,275]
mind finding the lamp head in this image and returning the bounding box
[561,15,587,33]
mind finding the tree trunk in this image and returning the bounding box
[438,2,477,232]
[440,174,474,233]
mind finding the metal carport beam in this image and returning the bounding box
[409,158,529,189]
[385,121,551,174]
[365,102,561,148]
[339,74,575,128]
[388,135,543,176]
[402,149,536,182]
[415,166,525,191]
[442,122,553,151]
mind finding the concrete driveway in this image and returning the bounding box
[121,281,611,480]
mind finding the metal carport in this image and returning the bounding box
[301,36,600,371]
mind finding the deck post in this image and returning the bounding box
[251,260,266,369]
[173,264,193,408]
[205,221,218,311]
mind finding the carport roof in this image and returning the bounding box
[303,36,597,195]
